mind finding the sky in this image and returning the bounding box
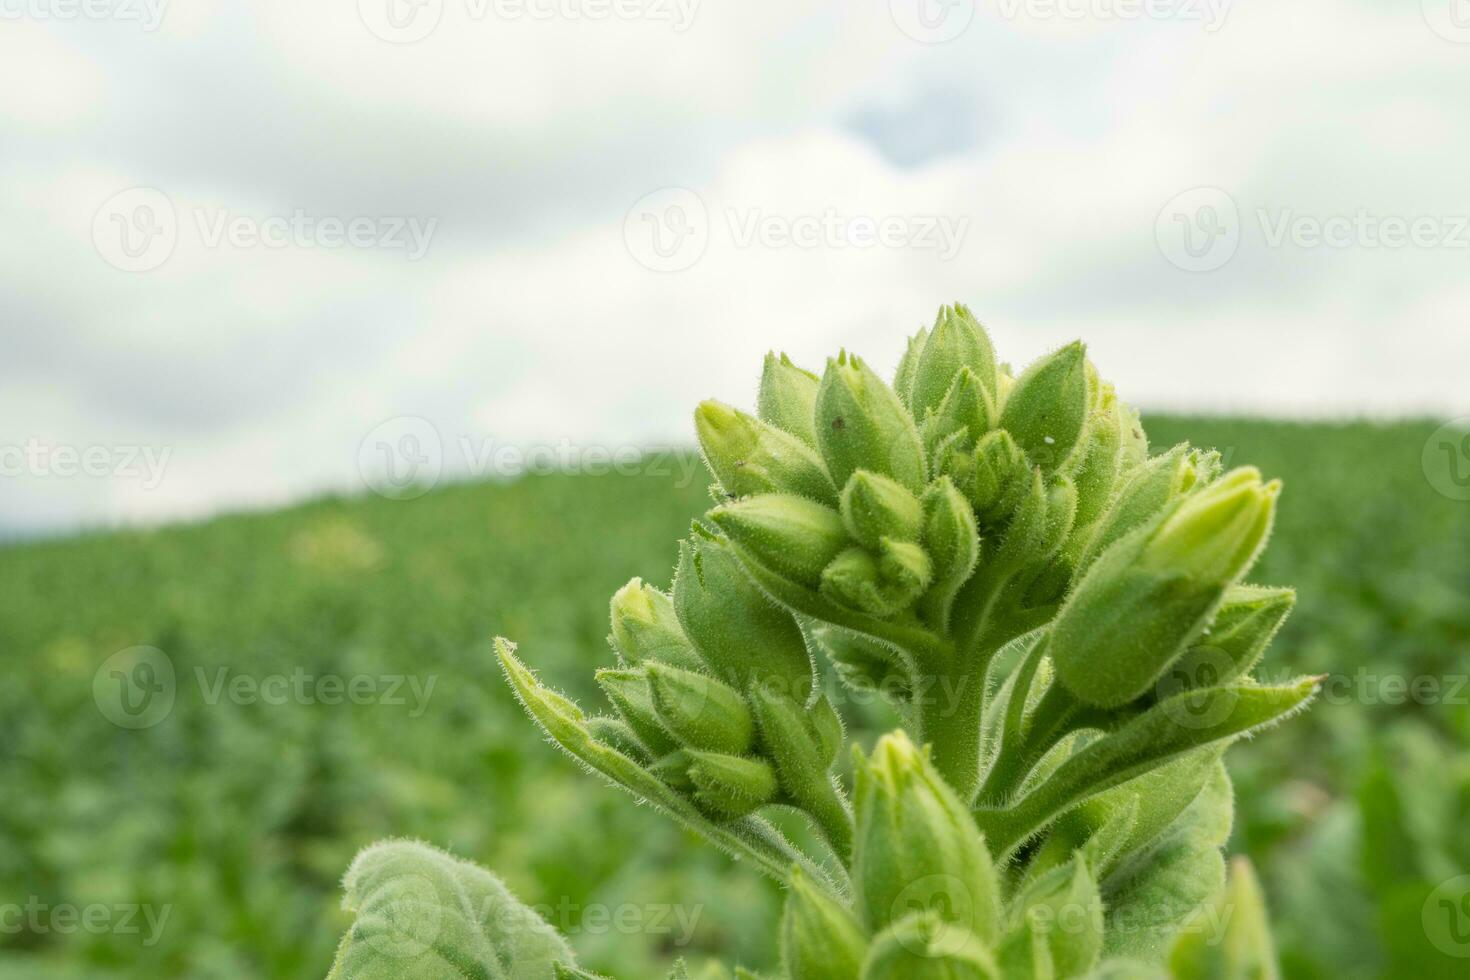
[3,0,1469,533]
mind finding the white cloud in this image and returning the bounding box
[1,0,1467,532]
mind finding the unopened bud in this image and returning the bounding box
[918,478,980,630]
[971,430,1030,523]
[686,750,779,820]
[646,662,755,756]
[841,470,923,551]
[781,867,869,980]
[695,400,836,504]
[708,494,848,589]
[758,352,822,447]
[998,341,1089,473]
[610,578,704,672]
[1076,444,1221,573]
[595,667,679,756]
[815,351,927,494]
[1050,469,1281,708]
[1140,467,1278,583]
[673,534,815,701]
[861,913,999,980]
[908,304,999,421]
[921,367,996,457]
[852,732,1000,942]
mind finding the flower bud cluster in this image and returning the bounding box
[599,552,848,849]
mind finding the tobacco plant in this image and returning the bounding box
[327,305,1317,978]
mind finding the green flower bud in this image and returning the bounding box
[596,667,679,756]
[908,304,999,421]
[782,867,869,980]
[841,471,924,550]
[970,430,1030,523]
[673,534,815,701]
[1066,382,1126,545]
[1038,475,1078,559]
[893,326,930,406]
[998,341,1089,473]
[861,913,999,980]
[921,368,996,458]
[610,578,705,671]
[709,494,848,589]
[1140,467,1279,583]
[686,750,779,820]
[852,732,1001,942]
[646,662,755,756]
[1050,469,1280,709]
[822,547,891,616]
[649,748,696,790]
[918,478,980,630]
[759,352,821,447]
[751,687,853,856]
[1119,402,1149,469]
[586,715,652,763]
[696,400,836,503]
[878,538,932,597]
[1077,444,1221,573]
[820,541,930,618]
[816,351,927,494]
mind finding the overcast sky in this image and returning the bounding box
[3,0,1468,533]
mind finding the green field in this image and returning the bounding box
[2,417,1467,979]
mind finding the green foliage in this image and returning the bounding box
[326,840,573,979]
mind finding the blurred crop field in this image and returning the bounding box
[1,416,1467,979]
